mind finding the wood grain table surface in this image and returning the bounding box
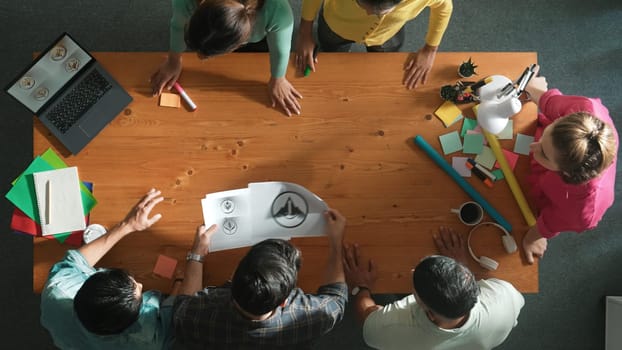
[33,52,539,294]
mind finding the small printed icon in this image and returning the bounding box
[272,191,308,228]
[220,199,235,214]
[50,45,67,61]
[19,76,35,90]
[34,87,49,101]
[222,219,238,235]
[65,57,80,72]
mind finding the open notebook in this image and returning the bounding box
[32,167,86,235]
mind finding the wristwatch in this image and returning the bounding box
[351,286,371,296]
[186,252,204,263]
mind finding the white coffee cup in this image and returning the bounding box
[451,201,484,226]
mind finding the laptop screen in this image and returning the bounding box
[6,34,93,114]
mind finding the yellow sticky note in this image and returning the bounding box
[159,92,181,108]
[434,101,463,127]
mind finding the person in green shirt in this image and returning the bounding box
[151,0,302,116]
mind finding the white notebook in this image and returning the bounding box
[33,167,86,235]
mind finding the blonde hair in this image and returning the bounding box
[551,112,617,184]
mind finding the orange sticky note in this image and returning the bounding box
[159,92,181,108]
[153,254,178,279]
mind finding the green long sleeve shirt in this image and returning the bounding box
[169,0,293,78]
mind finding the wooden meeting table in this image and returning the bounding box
[33,52,539,294]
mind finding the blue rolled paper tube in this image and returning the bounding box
[413,135,512,232]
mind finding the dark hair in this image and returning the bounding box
[550,112,617,184]
[232,239,300,315]
[74,269,142,335]
[358,0,402,11]
[185,0,265,57]
[413,256,479,319]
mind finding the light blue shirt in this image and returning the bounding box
[40,250,174,349]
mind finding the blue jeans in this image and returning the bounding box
[317,8,405,52]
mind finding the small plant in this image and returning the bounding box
[458,57,478,78]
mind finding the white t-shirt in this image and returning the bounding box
[363,278,524,350]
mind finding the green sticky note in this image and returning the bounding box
[492,169,505,180]
[496,120,514,140]
[439,131,463,155]
[463,133,484,154]
[514,133,534,155]
[475,146,497,169]
[460,118,478,137]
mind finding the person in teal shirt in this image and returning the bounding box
[151,0,302,116]
[40,189,177,349]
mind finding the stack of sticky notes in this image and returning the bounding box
[5,148,97,245]
[159,92,181,108]
[435,113,536,184]
[434,101,463,127]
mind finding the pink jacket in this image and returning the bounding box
[528,89,618,239]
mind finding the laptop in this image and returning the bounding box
[5,32,132,155]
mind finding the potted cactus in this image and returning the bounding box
[458,57,478,78]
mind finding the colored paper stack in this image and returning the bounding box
[5,148,97,246]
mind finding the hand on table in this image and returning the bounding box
[324,208,346,249]
[402,45,437,90]
[269,77,303,116]
[343,243,378,290]
[150,54,182,96]
[433,226,469,265]
[190,224,218,257]
[119,188,164,233]
[522,225,547,264]
[295,28,317,74]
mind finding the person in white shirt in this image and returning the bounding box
[343,226,524,350]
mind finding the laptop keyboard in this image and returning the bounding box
[46,69,112,134]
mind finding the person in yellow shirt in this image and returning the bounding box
[295,0,452,89]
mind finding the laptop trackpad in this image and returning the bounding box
[79,112,109,137]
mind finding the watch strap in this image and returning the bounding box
[186,252,204,263]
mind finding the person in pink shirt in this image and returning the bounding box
[522,65,618,264]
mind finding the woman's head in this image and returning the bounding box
[531,112,617,184]
[185,0,263,58]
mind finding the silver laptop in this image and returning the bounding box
[5,32,132,154]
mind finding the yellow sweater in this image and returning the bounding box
[301,0,452,47]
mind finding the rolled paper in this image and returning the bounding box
[413,135,512,232]
[482,130,537,226]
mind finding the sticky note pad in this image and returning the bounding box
[439,131,463,155]
[496,120,514,140]
[514,133,535,155]
[434,101,463,127]
[159,92,181,108]
[463,133,484,154]
[153,254,178,279]
[452,157,471,177]
[495,149,519,170]
[492,169,504,180]
[460,118,478,137]
[475,146,496,169]
[467,129,487,145]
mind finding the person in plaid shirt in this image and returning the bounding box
[172,208,348,349]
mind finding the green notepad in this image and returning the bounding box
[6,149,97,223]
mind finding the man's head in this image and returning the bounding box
[413,256,479,320]
[356,0,401,16]
[232,239,301,316]
[74,269,143,335]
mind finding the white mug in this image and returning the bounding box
[451,201,484,226]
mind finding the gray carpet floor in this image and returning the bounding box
[1,0,620,348]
